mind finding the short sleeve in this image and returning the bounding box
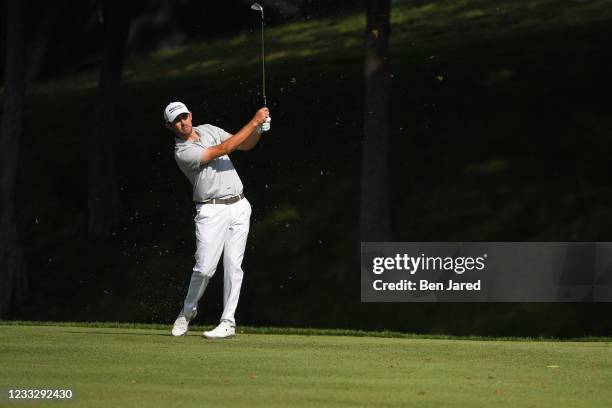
[208,125,230,143]
[175,144,203,172]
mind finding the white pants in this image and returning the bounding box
[181,197,251,327]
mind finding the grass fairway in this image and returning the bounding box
[1,324,611,407]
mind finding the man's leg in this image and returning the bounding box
[220,198,251,326]
[182,204,231,319]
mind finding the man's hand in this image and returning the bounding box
[252,107,270,126]
[253,107,271,134]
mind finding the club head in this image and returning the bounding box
[251,3,263,13]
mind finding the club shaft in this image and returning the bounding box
[261,15,266,106]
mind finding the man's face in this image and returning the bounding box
[166,112,193,137]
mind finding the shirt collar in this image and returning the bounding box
[175,126,201,145]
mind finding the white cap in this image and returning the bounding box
[164,101,189,123]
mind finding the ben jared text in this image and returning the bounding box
[373,279,481,291]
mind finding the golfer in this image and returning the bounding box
[164,101,270,339]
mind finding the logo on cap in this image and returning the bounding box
[164,102,189,123]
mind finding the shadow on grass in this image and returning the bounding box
[62,330,171,337]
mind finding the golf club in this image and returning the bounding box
[251,2,266,106]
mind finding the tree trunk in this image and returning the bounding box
[360,0,392,242]
[0,0,27,317]
[88,0,132,236]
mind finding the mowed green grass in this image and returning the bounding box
[1,325,611,407]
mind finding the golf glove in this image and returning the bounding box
[261,117,271,132]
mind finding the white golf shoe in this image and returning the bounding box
[171,311,195,337]
[203,321,235,339]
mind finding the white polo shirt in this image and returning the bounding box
[174,124,244,202]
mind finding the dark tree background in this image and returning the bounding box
[1,0,611,337]
[0,0,27,317]
[88,0,134,236]
[361,0,392,242]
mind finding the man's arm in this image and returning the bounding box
[201,107,269,164]
[239,117,271,150]
[237,130,262,151]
